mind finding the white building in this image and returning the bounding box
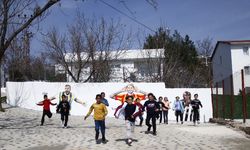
[211,40,250,94]
[56,49,165,82]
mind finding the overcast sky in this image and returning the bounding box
[30,0,250,55]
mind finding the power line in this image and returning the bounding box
[98,0,156,33]
[119,0,136,17]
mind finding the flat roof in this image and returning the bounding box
[65,49,165,62]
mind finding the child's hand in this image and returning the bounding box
[51,96,56,100]
[82,102,86,106]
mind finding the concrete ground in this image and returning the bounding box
[0,104,250,150]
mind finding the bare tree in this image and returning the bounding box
[196,37,214,85]
[43,13,131,83]
[0,0,59,61]
[5,26,33,81]
[135,48,164,82]
[196,37,214,66]
[0,0,59,111]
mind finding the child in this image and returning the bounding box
[134,98,143,126]
[57,95,70,128]
[157,96,168,124]
[162,97,170,124]
[191,94,203,125]
[142,93,160,135]
[114,96,142,145]
[37,94,57,126]
[172,96,184,124]
[84,94,108,143]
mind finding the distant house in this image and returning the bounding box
[211,40,250,94]
[56,49,165,82]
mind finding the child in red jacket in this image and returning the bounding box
[37,94,57,126]
[134,98,144,126]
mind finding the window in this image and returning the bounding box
[243,47,249,55]
[114,64,121,68]
[244,66,250,75]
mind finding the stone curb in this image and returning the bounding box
[209,118,250,136]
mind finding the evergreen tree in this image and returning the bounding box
[143,27,207,87]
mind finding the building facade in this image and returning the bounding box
[56,49,165,82]
[211,40,250,94]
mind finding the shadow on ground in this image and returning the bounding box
[24,144,68,150]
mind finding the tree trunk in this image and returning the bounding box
[0,62,4,112]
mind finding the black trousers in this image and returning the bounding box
[158,111,163,123]
[146,114,156,133]
[190,109,194,121]
[61,113,69,127]
[184,107,189,121]
[41,110,52,125]
[139,115,143,126]
[175,110,183,123]
[193,109,199,123]
[163,110,168,124]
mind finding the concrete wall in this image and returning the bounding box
[6,82,212,122]
[231,45,250,94]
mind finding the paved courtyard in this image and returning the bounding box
[0,105,250,150]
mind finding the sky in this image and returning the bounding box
[30,0,250,55]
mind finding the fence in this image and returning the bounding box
[211,69,250,123]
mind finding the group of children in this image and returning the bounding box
[36,94,71,128]
[37,89,203,145]
[172,91,203,125]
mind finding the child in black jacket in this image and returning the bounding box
[143,93,160,135]
[57,95,70,128]
[191,94,203,125]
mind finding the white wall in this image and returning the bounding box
[1,88,6,97]
[231,45,250,94]
[6,82,212,122]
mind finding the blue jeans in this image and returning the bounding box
[94,120,105,140]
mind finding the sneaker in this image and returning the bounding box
[193,122,196,126]
[64,126,68,128]
[181,121,183,124]
[153,132,157,136]
[102,138,107,143]
[61,121,64,127]
[128,138,132,144]
[147,127,151,132]
[197,121,200,124]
